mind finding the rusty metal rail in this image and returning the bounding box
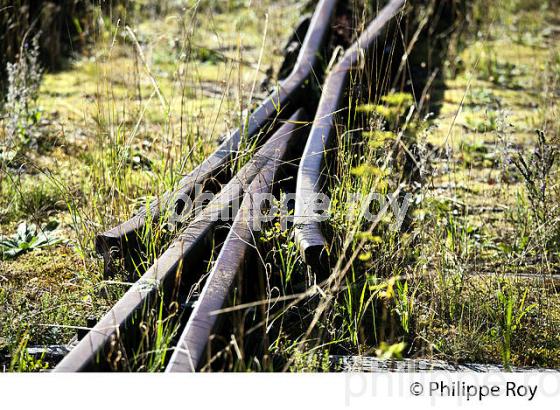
[294,0,406,269]
[54,0,409,372]
[165,111,309,372]
[95,0,338,276]
[55,110,307,371]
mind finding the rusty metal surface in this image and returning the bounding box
[294,0,406,269]
[95,0,338,275]
[54,110,307,372]
[165,113,309,372]
[55,0,410,372]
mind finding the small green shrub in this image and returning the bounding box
[0,221,61,260]
[1,34,43,159]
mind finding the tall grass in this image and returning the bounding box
[2,0,560,372]
[0,0,301,370]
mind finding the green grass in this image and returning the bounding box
[2,0,560,372]
[0,0,301,370]
[245,0,560,371]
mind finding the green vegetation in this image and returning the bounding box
[0,0,300,370]
[1,0,560,372]
[0,221,61,259]
[250,0,560,371]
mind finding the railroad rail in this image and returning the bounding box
[54,0,407,372]
[294,0,405,269]
[95,0,338,276]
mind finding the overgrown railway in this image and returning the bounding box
[53,0,411,372]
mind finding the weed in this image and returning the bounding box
[393,280,414,335]
[375,341,406,360]
[2,0,560,373]
[1,34,43,157]
[261,219,302,287]
[511,130,557,223]
[467,41,525,88]
[465,88,500,107]
[464,110,498,133]
[131,298,182,372]
[356,91,414,128]
[0,174,66,224]
[8,334,49,372]
[0,221,61,260]
[494,285,536,368]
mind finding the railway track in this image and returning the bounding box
[54,0,407,372]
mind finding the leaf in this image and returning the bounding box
[375,341,407,360]
[4,248,23,258]
[358,251,372,261]
[0,221,61,259]
[19,242,30,251]
[17,222,28,241]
